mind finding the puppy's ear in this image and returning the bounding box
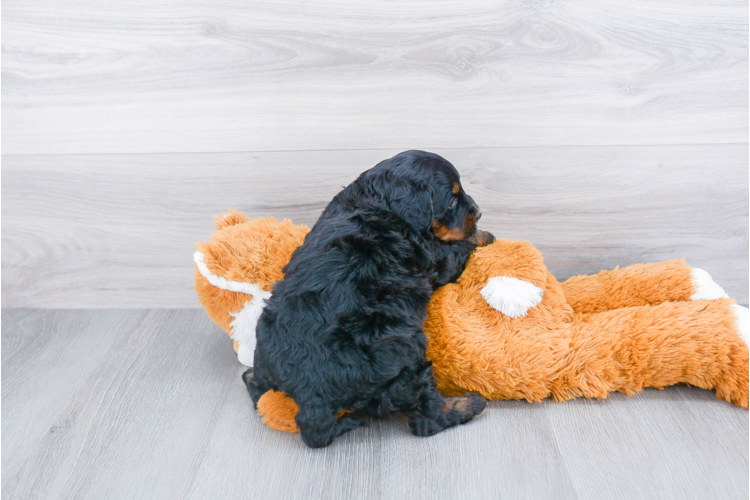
[388,180,434,232]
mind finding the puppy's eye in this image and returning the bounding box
[448,197,457,209]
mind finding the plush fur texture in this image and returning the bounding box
[425,242,748,407]
[560,259,694,314]
[253,388,304,433]
[194,213,309,355]
[245,151,492,448]
[732,304,750,345]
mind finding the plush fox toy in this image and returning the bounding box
[195,211,749,433]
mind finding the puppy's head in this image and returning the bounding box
[361,150,480,241]
[427,159,481,242]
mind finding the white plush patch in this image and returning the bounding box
[194,251,268,296]
[481,276,544,318]
[194,251,271,366]
[731,304,749,346]
[690,268,729,300]
[237,343,255,367]
[230,290,270,341]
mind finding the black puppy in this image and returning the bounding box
[243,150,495,448]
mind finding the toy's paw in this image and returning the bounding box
[481,276,544,318]
[731,304,749,346]
[257,390,301,433]
[690,268,729,300]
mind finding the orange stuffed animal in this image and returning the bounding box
[195,211,749,433]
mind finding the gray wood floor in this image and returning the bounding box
[2,309,747,500]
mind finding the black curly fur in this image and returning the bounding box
[244,150,493,448]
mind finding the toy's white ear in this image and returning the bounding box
[481,277,544,318]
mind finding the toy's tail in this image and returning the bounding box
[549,299,749,408]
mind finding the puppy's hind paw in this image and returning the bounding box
[242,368,254,387]
[335,416,367,437]
[242,368,264,408]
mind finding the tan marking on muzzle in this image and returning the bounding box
[433,219,466,242]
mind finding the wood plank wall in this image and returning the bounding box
[2,0,748,307]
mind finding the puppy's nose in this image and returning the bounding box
[475,212,482,221]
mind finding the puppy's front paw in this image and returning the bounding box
[444,393,488,423]
[470,230,496,247]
